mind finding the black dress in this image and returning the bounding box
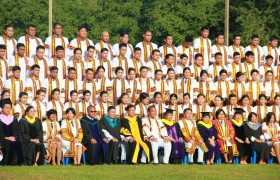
[244,122,269,160]
[232,121,251,157]
[0,117,24,165]
[19,118,45,165]
[99,116,129,164]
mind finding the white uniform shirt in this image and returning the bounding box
[8,55,29,81]
[244,45,264,67]
[4,78,25,104]
[228,45,245,60]
[211,45,230,65]
[176,45,194,66]
[13,103,28,120]
[135,41,158,63]
[42,120,61,144]
[262,45,279,65]
[112,43,134,59]
[69,38,94,58]
[28,58,48,82]
[142,117,168,138]
[48,58,67,81]
[31,100,47,120]
[245,81,265,101]
[18,36,43,58]
[146,60,162,79]
[95,41,113,60]
[0,36,17,60]
[193,37,212,69]
[0,58,9,81]
[47,100,64,121]
[158,45,177,64]
[44,36,69,60]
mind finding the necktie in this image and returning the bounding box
[71,121,74,127]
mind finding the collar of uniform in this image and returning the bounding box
[102,102,108,106]
[12,76,20,81]
[143,41,151,45]
[31,75,39,80]
[68,78,75,81]
[148,117,156,121]
[233,62,240,65]
[53,34,62,38]
[86,57,93,61]
[79,37,87,41]
[49,76,57,80]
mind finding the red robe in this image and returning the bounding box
[212,119,239,156]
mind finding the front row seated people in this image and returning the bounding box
[1,103,279,165]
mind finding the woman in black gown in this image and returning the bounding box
[232,108,251,164]
[244,112,269,164]
[0,98,24,165]
[19,106,45,166]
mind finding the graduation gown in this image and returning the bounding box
[244,122,269,160]
[61,119,83,157]
[212,119,239,156]
[162,120,185,160]
[232,120,251,157]
[197,121,220,159]
[99,116,129,163]
[19,117,45,165]
[179,119,208,153]
[80,116,107,164]
[120,116,152,164]
[0,117,24,165]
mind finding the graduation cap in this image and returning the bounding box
[0,98,12,109]
[165,108,176,115]
[201,112,211,118]
[233,108,245,115]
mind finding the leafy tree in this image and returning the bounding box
[0,0,278,47]
[140,0,225,45]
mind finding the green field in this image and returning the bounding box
[0,164,279,180]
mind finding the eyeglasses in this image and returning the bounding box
[89,110,97,113]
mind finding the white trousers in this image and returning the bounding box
[120,143,126,161]
[150,138,172,164]
[185,142,204,163]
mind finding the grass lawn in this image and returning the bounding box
[0,164,279,180]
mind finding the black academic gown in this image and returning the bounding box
[232,122,251,157]
[0,117,24,165]
[197,123,220,160]
[19,118,45,166]
[244,122,269,160]
[80,117,99,165]
[99,117,129,163]
[80,116,109,165]
[120,116,153,164]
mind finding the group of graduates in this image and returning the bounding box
[0,23,280,166]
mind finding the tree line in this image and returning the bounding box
[0,0,279,46]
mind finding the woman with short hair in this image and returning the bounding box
[262,112,280,164]
[61,108,83,165]
[245,112,269,164]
